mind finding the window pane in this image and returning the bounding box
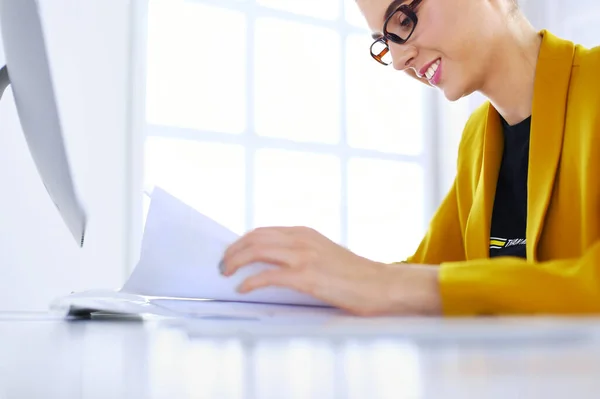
[258,0,339,20]
[345,0,369,29]
[346,34,424,155]
[347,158,425,263]
[254,149,341,243]
[146,1,246,134]
[255,18,341,144]
[144,137,246,234]
[438,95,471,196]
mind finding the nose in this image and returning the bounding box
[388,41,417,72]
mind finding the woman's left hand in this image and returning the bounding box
[220,226,442,316]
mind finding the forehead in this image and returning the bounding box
[355,0,404,33]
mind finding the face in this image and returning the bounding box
[356,0,508,101]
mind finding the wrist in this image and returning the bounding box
[380,263,443,316]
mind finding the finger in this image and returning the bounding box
[223,227,291,261]
[237,269,308,295]
[223,245,304,276]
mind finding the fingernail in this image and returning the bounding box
[218,260,226,275]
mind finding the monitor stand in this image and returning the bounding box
[0,65,9,99]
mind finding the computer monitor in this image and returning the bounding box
[0,0,86,246]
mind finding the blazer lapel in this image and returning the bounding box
[465,104,503,260]
[527,30,575,261]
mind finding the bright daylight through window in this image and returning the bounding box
[143,0,431,263]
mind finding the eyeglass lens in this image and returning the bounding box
[371,9,416,65]
[385,9,416,41]
[371,40,392,65]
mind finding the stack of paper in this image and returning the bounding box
[120,187,328,308]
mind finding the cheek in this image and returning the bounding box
[436,33,479,86]
[441,60,479,101]
[417,5,472,62]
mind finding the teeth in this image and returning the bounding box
[425,59,441,80]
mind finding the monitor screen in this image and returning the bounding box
[0,0,86,246]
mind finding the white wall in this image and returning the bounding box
[541,0,600,48]
[0,0,145,311]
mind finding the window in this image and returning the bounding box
[143,0,433,263]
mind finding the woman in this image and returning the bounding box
[219,0,600,316]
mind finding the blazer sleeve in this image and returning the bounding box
[439,241,600,315]
[404,179,467,265]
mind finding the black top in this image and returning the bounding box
[489,115,531,258]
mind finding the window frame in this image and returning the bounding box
[139,0,440,262]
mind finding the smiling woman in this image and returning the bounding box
[220,0,600,317]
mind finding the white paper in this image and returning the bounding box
[121,187,329,307]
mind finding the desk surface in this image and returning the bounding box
[1,312,600,399]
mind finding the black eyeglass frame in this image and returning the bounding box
[370,0,423,65]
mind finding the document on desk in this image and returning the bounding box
[121,187,328,308]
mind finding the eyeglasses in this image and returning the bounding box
[370,0,423,66]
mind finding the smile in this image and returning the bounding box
[419,58,442,85]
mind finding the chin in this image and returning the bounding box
[440,83,473,102]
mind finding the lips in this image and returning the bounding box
[417,58,442,85]
[418,58,440,78]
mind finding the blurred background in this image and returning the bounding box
[0,0,598,311]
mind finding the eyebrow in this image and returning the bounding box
[384,0,406,21]
[370,0,406,40]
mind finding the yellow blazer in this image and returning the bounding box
[406,30,600,316]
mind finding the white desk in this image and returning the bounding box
[1,312,600,398]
